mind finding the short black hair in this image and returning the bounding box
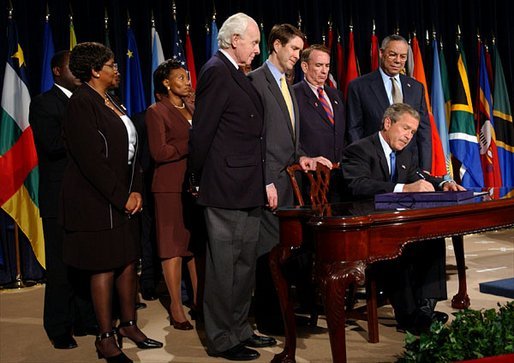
[153,59,183,96]
[51,50,70,69]
[69,42,114,82]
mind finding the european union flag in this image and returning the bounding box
[40,20,55,93]
[123,27,146,116]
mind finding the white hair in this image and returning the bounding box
[217,13,256,49]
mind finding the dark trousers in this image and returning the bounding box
[42,218,96,339]
[203,207,260,353]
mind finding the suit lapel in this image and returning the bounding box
[216,52,263,118]
[301,81,333,128]
[399,75,416,105]
[371,133,390,181]
[160,99,191,128]
[262,65,295,139]
[369,70,391,111]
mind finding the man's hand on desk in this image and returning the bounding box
[442,180,466,192]
[402,179,436,192]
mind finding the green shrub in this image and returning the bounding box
[397,301,514,362]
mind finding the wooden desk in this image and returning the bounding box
[270,192,514,363]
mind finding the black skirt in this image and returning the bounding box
[63,218,140,271]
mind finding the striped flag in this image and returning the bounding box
[431,39,452,177]
[0,17,45,268]
[411,36,446,177]
[476,42,502,187]
[40,18,55,93]
[492,44,514,188]
[150,24,164,104]
[449,40,484,187]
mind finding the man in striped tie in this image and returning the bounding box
[294,44,346,202]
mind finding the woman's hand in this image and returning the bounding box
[125,192,143,215]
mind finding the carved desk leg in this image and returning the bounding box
[451,236,471,309]
[270,243,297,363]
[318,261,366,363]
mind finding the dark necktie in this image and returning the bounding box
[390,151,397,182]
[317,87,335,125]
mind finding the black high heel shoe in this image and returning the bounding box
[116,320,163,349]
[95,330,133,363]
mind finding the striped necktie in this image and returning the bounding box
[280,76,294,129]
[317,87,334,125]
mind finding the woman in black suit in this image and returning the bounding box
[61,42,162,363]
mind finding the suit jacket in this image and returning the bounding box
[293,80,345,163]
[146,98,193,193]
[341,132,443,199]
[248,63,304,208]
[346,70,432,171]
[29,85,69,218]
[188,51,266,209]
[60,84,143,231]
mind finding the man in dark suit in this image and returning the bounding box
[346,34,432,172]
[294,44,346,202]
[249,25,332,334]
[341,103,465,334]
[29,50,96,349]
[188,13,275,361]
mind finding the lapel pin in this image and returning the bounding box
[401,164,406,169]
[407,83,411,88]
[334,100,339,105]
[314,102,318,107]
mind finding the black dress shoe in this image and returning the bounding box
[52,334,78,349]
[209,344,260,361]
[141,288,158,301]
[243,334,277,348]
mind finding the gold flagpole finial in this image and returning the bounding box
[372,19,376,35]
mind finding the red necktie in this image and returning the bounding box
[317,87,334,125]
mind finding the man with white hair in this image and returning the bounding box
[189,12,275,361]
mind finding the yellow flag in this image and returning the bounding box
[70,20,77,50]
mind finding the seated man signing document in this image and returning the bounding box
[341,103,465,334]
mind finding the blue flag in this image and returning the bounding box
[210,19,218,57]
[123,27,146,116]
[151,26,164,104]
[171,19,186,68]
[40,20,55,93]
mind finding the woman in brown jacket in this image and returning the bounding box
[62,42,162,363]
[146,60,198,330]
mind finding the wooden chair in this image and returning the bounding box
[286,161,383,342]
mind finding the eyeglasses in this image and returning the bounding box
[103,62,118,71]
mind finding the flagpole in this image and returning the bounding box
[4,224,36,289]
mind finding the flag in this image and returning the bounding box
[0,17,45,268]
[259,22,268,66]
[40,18,55,93]
[69,17,77,50]
[210,18,218,57]
[124,26,146,116]
[205,24,211,62]
[411,36,446,176]
[171,18,186,67]
[431,39,452,177]
[326,24,337,89]
[449,40,484,188]
[370,32,379,72]
[343,28,360,98]
[492,44,514,187]
[150,25,164,104]
[185,26,197,89]
[439,44,452,129]
[336,34,345,87]
[476,42,502,187]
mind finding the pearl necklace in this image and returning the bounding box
[173,102,185,109]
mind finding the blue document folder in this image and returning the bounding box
[374,191,477,209]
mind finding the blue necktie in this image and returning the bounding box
[390,151,397,182]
